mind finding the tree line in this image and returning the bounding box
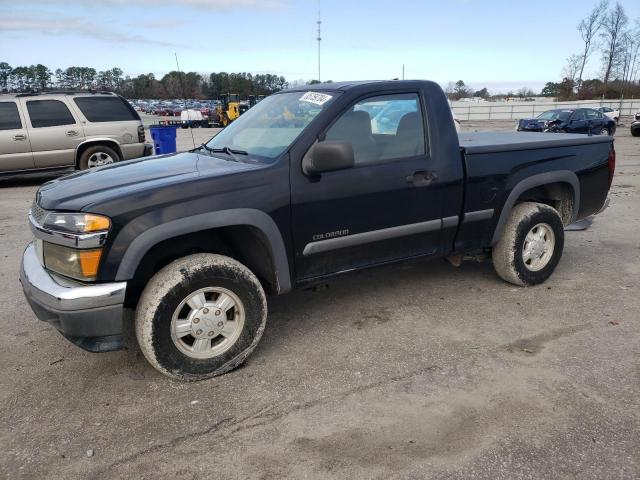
[0,63,289,99]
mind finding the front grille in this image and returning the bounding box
[30,201,47,225]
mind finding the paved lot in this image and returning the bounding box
[1,121,638,479]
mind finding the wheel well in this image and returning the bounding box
[515,182,574,224]
[124,225,279,308]
[76,141,123,168]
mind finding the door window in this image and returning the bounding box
[571,110,586,121]
[585,109,600,120]
[0,102,22,130]
[26,100,76,128]
[325,93,426,165]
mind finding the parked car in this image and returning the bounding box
[169,105,183,117]
[597,106,619,123]
[517,108,616,136]
[0,91,152,174]
[631,111,640,137]
[20,80,614,380]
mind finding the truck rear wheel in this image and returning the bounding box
[492,202,564,286]
[135,254,267,381]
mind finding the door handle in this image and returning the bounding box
[13,134,27,141]
[406,170,438,187]
[66,130,79,137]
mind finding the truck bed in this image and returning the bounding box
[458,131,612,154]
[453,130,613,253]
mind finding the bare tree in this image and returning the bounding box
[577,0,608,87]
[629,20,640,84]
[601,2,628,96]
[563,54,584,84]
[617,22,640,110]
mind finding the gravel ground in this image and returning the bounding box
[0,120,638,479]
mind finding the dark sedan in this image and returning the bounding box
[631,112,640,137]
[517,108,616,136]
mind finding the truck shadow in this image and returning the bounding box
[259,258,498,355]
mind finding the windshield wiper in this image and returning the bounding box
[195,143,216,154]
[210,146,248,162]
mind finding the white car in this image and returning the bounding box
[597,107,619,123]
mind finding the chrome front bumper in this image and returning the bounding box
[20,242,127,351]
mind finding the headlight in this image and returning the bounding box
[37,212,110,281]
[43,243,103,281]
[42,213,110,234]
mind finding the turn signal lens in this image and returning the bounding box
[79,249,103,278]
[83,215,111,232]
[43,213,111,234]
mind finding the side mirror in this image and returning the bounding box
[302,140,355,175]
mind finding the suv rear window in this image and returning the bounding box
[74,96,139,122]
[0,102,22,130]
[27,100,76,128]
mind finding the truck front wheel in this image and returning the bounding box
[492,202,565,286]
[135,254,267,381]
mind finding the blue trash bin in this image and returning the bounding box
[149,125,179,154]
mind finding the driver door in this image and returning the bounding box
[290,92,444,281]
[585,108,604,134]
[566,109,588,134]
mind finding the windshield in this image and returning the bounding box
[205,91,338,161]
[537,110,572,121]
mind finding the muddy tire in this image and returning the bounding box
[492,202,565,286]
[135,254,267,381]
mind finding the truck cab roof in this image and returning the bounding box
[284,80,435,93]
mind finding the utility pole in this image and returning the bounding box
[317,0,322,82]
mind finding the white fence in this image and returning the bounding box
[451,99,640,121]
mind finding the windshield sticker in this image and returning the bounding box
[300,92,333,106]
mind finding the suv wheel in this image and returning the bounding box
[78,145,120,170]
[492,202,565,286]
[599,127,611,136]
[135,254,267,381]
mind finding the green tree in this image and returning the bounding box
[473,87,489,98]
[540,82,559,97]
[557,78,576,100]
[0,62,12,92]
[453,80,471,98]
[33,64,52,90]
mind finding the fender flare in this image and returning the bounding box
[114,208,292,293]
[491,170,580,245]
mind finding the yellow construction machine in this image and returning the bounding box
[214,93,243,127]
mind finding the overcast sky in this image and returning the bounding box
[1,0,639,93]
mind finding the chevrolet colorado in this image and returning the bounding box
[20,80,615,380]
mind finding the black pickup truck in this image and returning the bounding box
[20,80,615,380]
